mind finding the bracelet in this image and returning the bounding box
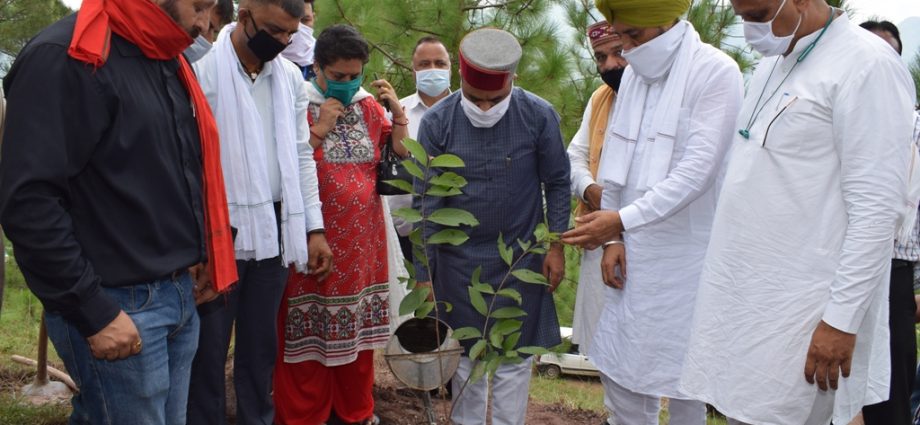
[392,117,409,126]
[308,228,326,235]
[309,129,326,140]
[603,240,624,247]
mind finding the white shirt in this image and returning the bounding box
[588,26,743,398]
[566,98,616,201]
[388,92,445,236]
[680,14,915,425]
[194,52,324,233]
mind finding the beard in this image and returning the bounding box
[159,0,200,39]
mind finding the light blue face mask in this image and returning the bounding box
[313,69,363,104]
[415,68,450,97]
[184,35,213,64]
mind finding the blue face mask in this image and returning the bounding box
[415,68,450,97]
[313,69,363,104]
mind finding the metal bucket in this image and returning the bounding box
[384,317,464,391]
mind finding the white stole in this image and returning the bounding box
[598,21,702,193]
[214,23,309,270]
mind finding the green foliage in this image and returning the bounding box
[0,0,71,73]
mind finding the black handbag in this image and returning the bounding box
[377,135,412,196]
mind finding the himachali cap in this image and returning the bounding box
[459,28,522,91]
[587,20,619,49]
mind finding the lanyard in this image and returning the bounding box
[739,6,835,140]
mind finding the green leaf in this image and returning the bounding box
[402,259,416,277]
[491,306,527,319]
[504,350,518,358]
[502,332,522,352]
[491,319,522,336]
[382,179,414,194]
[429,229,469,246]
[468,286,488,316]
[498,234,513,267]
[518,346,551,356]
[451,326,482,341]
[414,301,435,318]
[511,269,548,285]
[469,340,488,361]
[429,172,468,189]
[409,227,422,247]
[402,138,428,167]
[428,208,479,227]
[517,239,532,252]
[530,247,547,255]
[398,286,430,316]
[392,208,422,224]
[533,222,549,242]
[490,330,503,348]
[470,358,488,383]
[485,354,502,376]
[440,301,453,313]
[426,185,464,197]
[471,266,482,285]
[472,282,495,295]
[496,288,522,304]
[401,159,425,180]
[429,154,465,168]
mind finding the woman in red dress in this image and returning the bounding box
[273,24,409,425]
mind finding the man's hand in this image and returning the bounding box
[561,210,624,250]
[307,232,333,281]
[87,311,142,361]
[584,184,603,211]
[804,320,856,391]
[189,263,220,305]
[314,98,345,138]
[543,244,565,293]
[600,243,627,289]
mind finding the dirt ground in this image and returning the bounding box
[369,352,607,425]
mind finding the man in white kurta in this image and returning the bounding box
[679,1,916,424]
[561,0,743,423]
[568,19,626,363]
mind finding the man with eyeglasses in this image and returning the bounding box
[679,1,915,424]
[187,0,332,423]
[560,0,742,423]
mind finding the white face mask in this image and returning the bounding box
[281,23,315,67]
[460,89,512,128]
[184,35,212,64]
[621,21,686,82]
[742,0,803,57]
[416,68,451,97]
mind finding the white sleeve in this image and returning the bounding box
[567,99,596,201]
[618,63,743,231]
[821,57,915,333]
[294,75,324,232]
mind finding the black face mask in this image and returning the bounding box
[244,15,288,63]
[600,67,625,92]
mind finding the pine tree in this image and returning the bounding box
[0,0,72,72]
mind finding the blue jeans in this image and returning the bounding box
[45,273,199,425]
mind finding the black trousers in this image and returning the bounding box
[863,259,917,425]
[186,257,289,425]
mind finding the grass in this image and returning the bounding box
[0,260,69,425]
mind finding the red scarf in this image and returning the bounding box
[69,0,238,292]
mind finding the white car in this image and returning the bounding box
[534,327,600,378]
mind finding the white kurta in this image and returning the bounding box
[589,30,743,397]
[680,14,915,425]
[568,97,616,355]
